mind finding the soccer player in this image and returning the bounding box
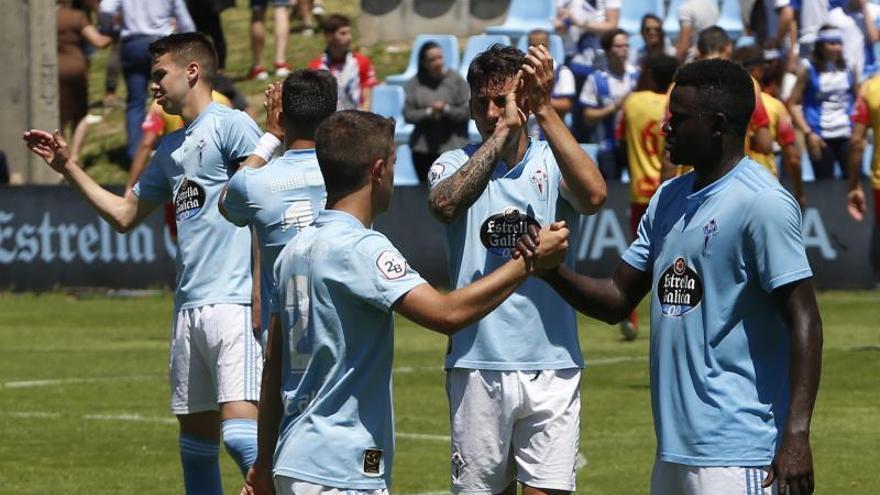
[24,33,263,494]
[241,110,571,495]
[848,70,880,228]
[523,59,823,495]
[735,44,806,208]
[580,28,639,179]
[308,14,377,111]
[616,53,678,340]
[427,44,607,495]
[220,69,336,347]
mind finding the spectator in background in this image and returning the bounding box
[0,151,9,185]
[526,30,576,140]
[848,69,880,227]
[789,25,855,179]
[99,0,195,161]
[403,42,470,182]
[57,0,112,161]
[186,0,233,72]
[675,0,720,63]
[735,44,806,207]
[828,0,880,81]
[630,14,676,67]
[95,4,122,109]
[248,0,292,80]
[308,14,377,110]
[555,0,621,78]
[616,53,678,340]
[580,29,638,179]
[795,0,832,54]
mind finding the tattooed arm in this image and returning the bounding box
[428,75,527,224]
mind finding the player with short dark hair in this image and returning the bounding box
[696,26,732,60]
[428,43,607,494]
[522,59,822,495]
[221,69,337,359]
[24,32,263,495]
[241,110,571,495]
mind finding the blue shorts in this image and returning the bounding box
[250,0,291,9]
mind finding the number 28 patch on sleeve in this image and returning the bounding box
[376,250,408,280]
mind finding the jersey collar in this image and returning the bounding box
[317,209,364,228]
[686,157,749,202]
[495,138,536,179]
[185,102,220,134]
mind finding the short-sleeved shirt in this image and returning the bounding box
[222,149,327,333]
[428,140,584,371]
[308,51,378,110]
[678,0,720,61]
[579,65,639,152]
[851,74,880,189]
[802,60,855,139]
[619,90,667,204]
[133,102,260,310]
[622,158,812,466]
[746,93,797,175]
[270,209,426,490]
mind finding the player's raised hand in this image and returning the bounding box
[847,187,867,221]
[264,82,284,141]
[521,44,554,113]
[22,129,72,173]
[497,70,528,134]
[241,464,275,495]
[763,432,815,495]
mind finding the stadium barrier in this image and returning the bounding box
[0,183,876,291]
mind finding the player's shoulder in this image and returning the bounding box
[732,158,793,203]
[863,75,880,100]
[352,50,374,66]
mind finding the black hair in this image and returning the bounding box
[315,111,395,197]
[416,41,443,84]
[321,13,351,34]
[644,54,679,92]
[149,32,218,80]
[732,44,765,67]
[282,69,338,135]
[811,24,847,71]
[640,14,666,46]
[466,44,526,91]
[697,26,731,58]
[673,59,755,137]
[601,28,629,53]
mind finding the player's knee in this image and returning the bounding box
[222,419,258,475]
[179,434,222,495]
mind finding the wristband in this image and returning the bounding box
[252,132,282,162]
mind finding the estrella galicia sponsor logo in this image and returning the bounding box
[658,257,703,317]
[174,179,206,222]
[479,207,540,257]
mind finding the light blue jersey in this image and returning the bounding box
[222,149,327,333]
[134,102,260,310]
[622,158,812,466]
[429,139,583,371]
[270,210,427,489]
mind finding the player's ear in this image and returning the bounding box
[186,62,199,86]
[370,157,386,183]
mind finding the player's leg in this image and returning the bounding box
[649,458,685,495]
[512,369,580,495]
[272,1,292,76]
[446,369,518,495]
[210,303,263,475]
[249,0,269,80]
[170,307,224,495]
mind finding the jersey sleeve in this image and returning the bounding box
[852,95,870,126]
[776,106,797,146]
[219,111,262,167]
[427,147,471,189]
[357,53,379,88]
[132,144,173,203]
[578,74,601,107]
[345,233,427,311]
[745,189,813,292]
[222,170,253,228]
[750,84,771,129]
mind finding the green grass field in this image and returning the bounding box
[0,291,877,494]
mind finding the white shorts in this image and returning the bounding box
[650,458,779,495]
[169,304,262,415]
[273,476,388,495]
[446,368,581,494]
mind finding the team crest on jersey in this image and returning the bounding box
[376,250,407,280]
[428,163,446,186]
[530,168,549,200]
[174,178,206,222]
[196,138,208,166]
[657,257,704,317]
[451,451,467,481]
[363,448,383,476]
[480,207,540,258]
[703,218,718,254]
